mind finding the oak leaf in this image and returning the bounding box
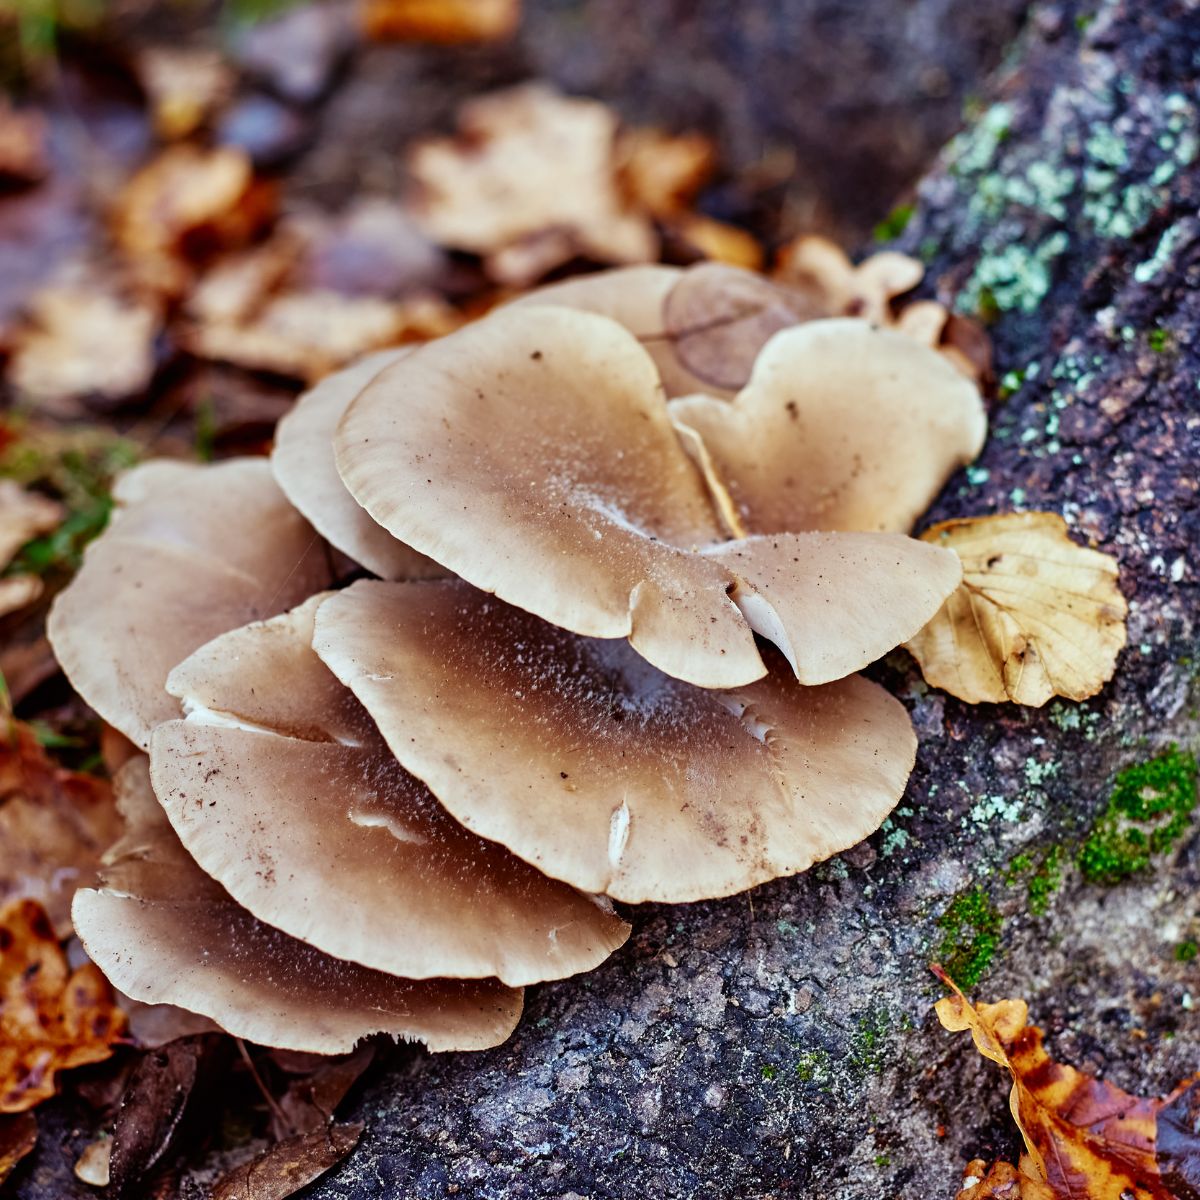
[906,512,1127,706]
[0,897,126,1113]
[0,718,122,936]
[935,968,1192,1200]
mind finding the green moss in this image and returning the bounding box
[1175,941,1198,963]
[795,1048,832,1086]
[849,1008,892,1074]
[873,203,914,243]
[1148,327,1171,353]
[1077,746,1198,885]
[936,886,1003,989]
[875,1154,892,1168]
[760,1063,777,1081]
[1027,846,1064,915]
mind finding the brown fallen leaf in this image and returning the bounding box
[0,897,126,1113]
[0,103,49,185]
[136,47,235,141]
[273,1045,374,1140]
[107,1033,231,1194]
[672,213,764,271]
[896,299,994,387]
[7,286,160,415]
[935,967,1192,1200]
[0,481,63,618]
[906,512,1128,706]
[0,718,122,935]
[956,1157,1056,1200]
[361,0,519,42]
[212,1122,364,1200]
[0,1111,37,1186]
[1158,1082,1200,1200]
[113,146,276,299]
[615,127,716,219]
[407,83,657,286]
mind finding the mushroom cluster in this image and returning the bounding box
[49,262,987,1055]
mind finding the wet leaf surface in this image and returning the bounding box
[0,1112,38,1186]
[211,1122,364,1200]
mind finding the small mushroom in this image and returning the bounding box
[333,305,959,689]
[669,319,987,536]
[47,459,332,750]
[151,594,630,985]
[272,350,447,579]
[73,759,522,1054]
[312,579,918,904]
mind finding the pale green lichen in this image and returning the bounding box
[959,233,1069,316]
[1135,225,1187,284]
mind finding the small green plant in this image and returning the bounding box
[872,203,915,243]
[935,886,1003,989]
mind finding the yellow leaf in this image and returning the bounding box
[906,512,1127,706]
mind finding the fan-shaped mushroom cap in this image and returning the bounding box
[669,319,987,536]
[312,580,917,905]
[334,306,962,688]
[150,594,629,986]
[47,459,331,750]
[272,350,447,580]
[73,759,521,1053]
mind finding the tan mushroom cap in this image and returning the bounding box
[151,594,629,986]
[47,459,331,750]
[271,351,448,580]
[705,532,962,685]
[73,758,522,1054]
[334,303,767,688]
[669,319,987,536]
[334,306,961,688]
[313,580,917,905]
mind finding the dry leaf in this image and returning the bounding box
[212,1122,363,1200]
[107,1033,230,1193]
[273,1046,374,1140]
[673,213,764,270]
[0,1111,37,1186]
[0,481,63,569]
[0,718,122,936]
[935,968,1192,1200]
[7,286,159,414]
[1158,1082,1200,1200]
[0,103,49,185]
[136,48,234,140]
[906,513,1127,706]
[956,1157,1056,1200]
[361,0,518,41]
[0,897,126,1113]
[182,289,457,381]
[407,84,657,285]
[615,127,716,218]
[113,146,276,299]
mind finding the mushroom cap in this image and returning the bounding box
[271,350,448,580]
[313,579,917,904]
[151,594,629,986]
[707,532,962,686]
[334,303,768,688]
[73,758,522,1054]
[669,319,987,536]
[47,459,331,750]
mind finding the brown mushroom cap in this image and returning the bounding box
[312,579,917,904]
[669,319,987,536]
[47,459,331,750]
[151,594,629,986]
[271,350,448,580]
[73,759,522,1053]
[334,306,962,688]
[334,303,767,688]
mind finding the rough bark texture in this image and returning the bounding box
[12,1,1200,1197]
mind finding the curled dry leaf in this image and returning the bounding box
[935,968,1195,1200]
[361,0,519,42]
[7,286,159,415]
[0,480,63,617]
[0,897,126,1113]
[956,1157,1056,1200]
[407,84,657,285]
[906,512,1127,706]
[212,1122,363,1200]
[273,1045,374,1139]
[0,718,122,936]
[136,48,234,140]
[113,146,276,299]
[0,1111,38,1186]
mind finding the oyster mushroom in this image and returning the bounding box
[333,304,962,689]
[47,459,332,749]
[271,349,446,580]
[150,594,630,985]
[669,318,987,537]
[312,579,918,904]
[73,759,522,1053]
